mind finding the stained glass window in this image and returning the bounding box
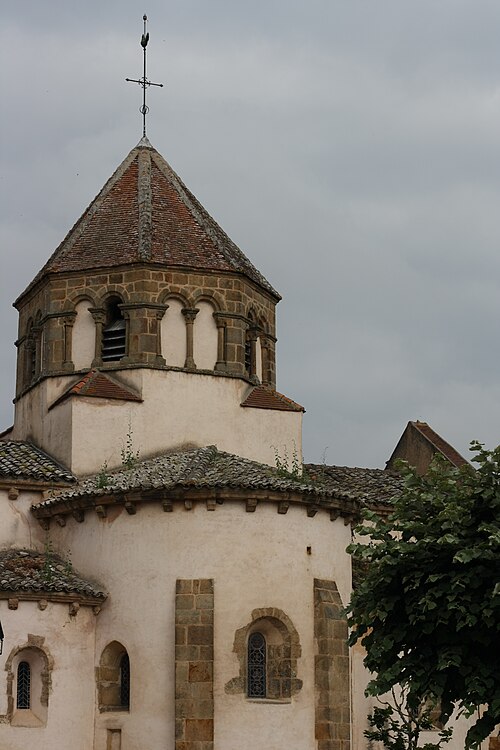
[120,653,130,708]
[247,632,266,698]
[17,661,31,709]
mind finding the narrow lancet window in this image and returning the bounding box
[247,632,266,698]
[16,661,31,709]
[120,653,130,708]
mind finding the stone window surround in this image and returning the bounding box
[97,641,131,713]
[3,635,53,728]
[224,607,302,702]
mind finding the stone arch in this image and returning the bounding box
[224,607,302,700]
[97,640,130,712]
[66,290,98,310]
[97,286,130,306]
[4,636,53,727]
[192,290,224,313]
[157,289,190,308]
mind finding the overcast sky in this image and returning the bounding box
[2,1,500,468]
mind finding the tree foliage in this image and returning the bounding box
[365,688,452,750]
[346,443,500,748]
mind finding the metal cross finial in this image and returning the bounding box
[126,14,163,137]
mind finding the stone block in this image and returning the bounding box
[177,610,202,625]
[176,625,186,645]
[175,645,200,661]
[187,625,213,645]
[185,719,213,741]
[176,594,195,610]
[188,662,212,683]
[194,594,213,610]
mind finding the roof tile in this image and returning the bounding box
[0,441,75,484]
[18,140,279,303]
[0,549,106,600]
[241,385,304,412]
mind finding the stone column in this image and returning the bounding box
[90,308,105,367]
[182,309,199,370]
[175,579,214,750]
[247,328,258,381]
[213,314,227,371]
[62,313,76,372]
[260,337,270,385]
[314,578,351,750]
[155,306,167,365]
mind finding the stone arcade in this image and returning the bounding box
[0,137,480,750]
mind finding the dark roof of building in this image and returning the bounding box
[241,385,304,412]
[304,463,404,507]
[18,137,279,303]
[409,421,468,468]
[0,548,106,600]
[50,370,142,410]
[0,441,75,484]
[31,446,401,516]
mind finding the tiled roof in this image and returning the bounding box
[50,370,142,410]
[18,137,279,302]
[31,447,404,520]
[410,421,468,468]
[304,464,404,507]
[32,446,365,512]
[241,385,304,412]
[0,549,106,600]
[0,441,75,484]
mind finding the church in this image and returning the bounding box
[0,33,489,750]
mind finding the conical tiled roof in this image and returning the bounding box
[17,137,279,302]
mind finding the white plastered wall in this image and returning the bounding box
[71,300,95,371]
[67,369,302,475]
[48,501,351,750]
[193,301,218,370]
[161,298,186,367]
[0,488,46,550]
[0,600,96,750]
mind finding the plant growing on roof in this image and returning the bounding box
[121,420,140,469]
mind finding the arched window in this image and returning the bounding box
[119,653,130,708]
[16,661,31,709]
[225,608,302,701]
[102,297,126,362]
[97,641,131,712]
[247,632,266,698]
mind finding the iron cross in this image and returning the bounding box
[126,15,164,137]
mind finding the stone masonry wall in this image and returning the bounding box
[175,579,214,750]
[314,578,351,750]
[15,266,277,396]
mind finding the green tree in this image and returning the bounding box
[346,443,500,749]
[365,688,452,750]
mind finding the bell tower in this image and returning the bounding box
[11,138,302,475]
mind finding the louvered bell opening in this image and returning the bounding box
[102,319,126,361]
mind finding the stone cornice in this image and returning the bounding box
[31,486,359,529]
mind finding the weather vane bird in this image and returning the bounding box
[126,14,163,138]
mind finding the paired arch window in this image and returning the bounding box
[16,661,31,709]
